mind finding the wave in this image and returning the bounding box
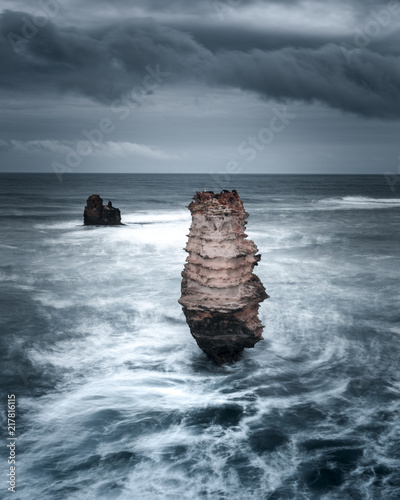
[319,196,400,208]
[32,211,190,230]
[123,211,190,224]
[34,221,83,230]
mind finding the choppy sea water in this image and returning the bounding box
[0,174,399,500]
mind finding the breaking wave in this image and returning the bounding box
[319,195,400,208]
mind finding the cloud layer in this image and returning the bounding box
[0,139,176,159]
[1,1,400,118]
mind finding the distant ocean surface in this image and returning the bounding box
[1,173,400,500]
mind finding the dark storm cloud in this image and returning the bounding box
[0,12,200,101]
[82,0,392,11]
[1,4,400,118]
[63,0,400,20]
[171,23,344,52]
[213,45,400,118]
[68,0,301,14]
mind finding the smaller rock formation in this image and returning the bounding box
[179,190,269,364]
[84,195,122,225]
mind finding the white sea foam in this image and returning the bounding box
[319,195,400,208]
[5,179,400,500]
[34,220,83,230]
[123,210,190,224]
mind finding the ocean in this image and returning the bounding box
[0,174,399,499]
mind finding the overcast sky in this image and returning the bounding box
[1,0,400,174]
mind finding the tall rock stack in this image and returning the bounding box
[179,190,269,364]
[84,195,122,225]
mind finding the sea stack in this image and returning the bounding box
[179,190,269,364]
[83,195,122,225]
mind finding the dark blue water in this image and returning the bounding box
[1,174,399,499]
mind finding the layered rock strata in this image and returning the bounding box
[179,190,269,364]
[84,195,122,225]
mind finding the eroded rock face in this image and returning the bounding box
[84,195,122,225]
[178,190,269,364]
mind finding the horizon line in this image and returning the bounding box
[0,172,388,176]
